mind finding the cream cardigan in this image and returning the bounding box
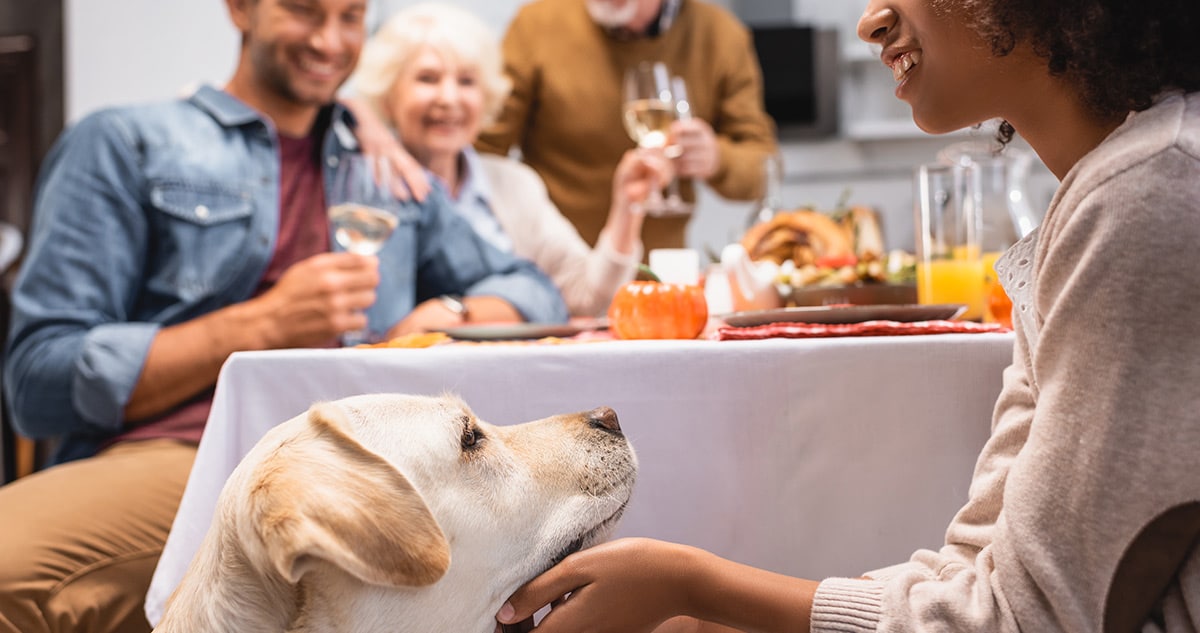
[477,154,640,318]
[813,91,1200,631]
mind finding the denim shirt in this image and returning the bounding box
[4,86,566,463]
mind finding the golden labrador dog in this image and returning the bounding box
[154,393,637,633]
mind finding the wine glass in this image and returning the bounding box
[660,75,694,216]
[329,154,400,256]
[623,61,676,153]
[622,63,692,216]
[327,154,400,344]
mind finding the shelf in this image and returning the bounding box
[842,119,988,142]
[843,119,932,140]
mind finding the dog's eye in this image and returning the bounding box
[461,426,483,450]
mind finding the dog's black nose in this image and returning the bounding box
[587,407,621,434]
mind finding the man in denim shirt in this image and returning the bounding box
[0,0,566,631]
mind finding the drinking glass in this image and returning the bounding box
[622,63,694,217]
[746,151,785,228]
[329,154,400,256]
[623,61,676,153]
[328,154,400,343]
[658,75,694,216]
[913,162,985,321]
[937,141,1038,324]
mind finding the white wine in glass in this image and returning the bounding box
[622,62,675,149]
[623,98,675,149]
[329,203,399,255]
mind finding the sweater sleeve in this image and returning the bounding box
[704,22,778,201]
[475,5,536,157]
[486,157,639,318]
[814,146,1200,631]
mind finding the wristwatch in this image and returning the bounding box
[437,294,469,320]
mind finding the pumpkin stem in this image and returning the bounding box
[635,263,662,283]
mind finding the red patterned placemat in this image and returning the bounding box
[715,319,1009,341]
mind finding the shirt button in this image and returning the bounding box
[326,155,339,168]
[195,204,210,219]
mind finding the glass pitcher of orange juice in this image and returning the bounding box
[913,163,986,321]
[937,141,1039,324]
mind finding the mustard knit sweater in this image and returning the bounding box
[476,0,778,253]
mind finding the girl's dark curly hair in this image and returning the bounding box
[961,0,1200,144]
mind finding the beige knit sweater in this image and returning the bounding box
[812,91,1200,631]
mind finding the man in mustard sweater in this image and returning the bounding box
[476,0,778,254]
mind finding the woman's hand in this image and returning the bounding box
[384,297,465,339]
[496,537,818,633]
[604,148,672,255]
[341,97,432,202]
[612,148,675,216]
[496,538,697,633]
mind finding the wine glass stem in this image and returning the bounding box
[342,322,370,347]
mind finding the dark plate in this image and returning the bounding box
[722,303,966,328]
[434,319,607,341]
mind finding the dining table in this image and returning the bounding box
[145,331,1015,626]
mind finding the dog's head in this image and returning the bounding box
[158,393,636,632]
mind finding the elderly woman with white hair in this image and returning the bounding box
[349,3,670,318]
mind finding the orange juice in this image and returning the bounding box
[917,259,986,321]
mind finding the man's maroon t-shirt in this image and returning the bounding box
[110,126,330,447]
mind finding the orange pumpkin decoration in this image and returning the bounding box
[607,281,709,340]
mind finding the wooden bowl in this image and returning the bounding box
[781,283,918,307]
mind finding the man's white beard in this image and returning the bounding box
[585,0,639,28]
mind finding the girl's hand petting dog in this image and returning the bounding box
[496,537,814,633]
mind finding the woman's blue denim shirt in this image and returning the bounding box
[4,86,567,462]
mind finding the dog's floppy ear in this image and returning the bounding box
[243,402,451,588]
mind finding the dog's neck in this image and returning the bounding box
[156,528,299,632]
[299,579,508,633]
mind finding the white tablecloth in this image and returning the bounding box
[146,334,1014,625]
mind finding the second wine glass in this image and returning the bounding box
[622,62,692,216]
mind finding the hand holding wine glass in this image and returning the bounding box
[622,63,693,216]
[623,62,677,155]
[327,154,400,343]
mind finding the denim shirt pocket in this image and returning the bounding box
[146,180,257,305]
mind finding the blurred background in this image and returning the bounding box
[0,0,1059,256]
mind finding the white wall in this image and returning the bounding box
[65,0,239,122]
[62,0,532,122]
[64,0,737,122]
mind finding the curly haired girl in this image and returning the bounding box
[495,1,1200,631]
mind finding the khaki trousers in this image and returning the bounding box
[0,439,197,633]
